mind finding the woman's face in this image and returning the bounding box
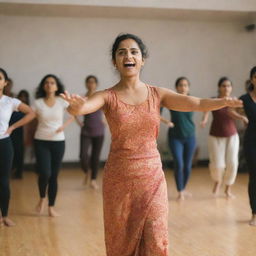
[43,77,58,95]
[113,39,144,78]
[176,79,189,95]
[86,78,97,91]
[251,72,256,88]
[0,72,7,92]
[219,80,232,97]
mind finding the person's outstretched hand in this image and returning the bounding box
[60,91,86,116]
[224,97,243,108]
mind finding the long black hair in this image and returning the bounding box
[248,66,256,91]
[35,74,65,99]
[0,68,9,81]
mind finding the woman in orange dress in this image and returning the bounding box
[61,34,242,255]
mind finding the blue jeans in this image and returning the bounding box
[169,136,196,192]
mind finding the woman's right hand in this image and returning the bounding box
[60,91,87,116]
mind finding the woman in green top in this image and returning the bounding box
[162,77,196,200]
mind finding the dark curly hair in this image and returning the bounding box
[35,74,65,99]
[111,33,148,61]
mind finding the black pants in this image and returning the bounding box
[10,133,24,178]
[34,139,65,206]
[244,138,256,214]
[0,137,14,217]
[80,135,104,180]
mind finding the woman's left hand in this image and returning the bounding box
[60,91,87,116]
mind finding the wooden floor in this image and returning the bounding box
[0,167,256,256]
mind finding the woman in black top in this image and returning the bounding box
[239,66,256,226]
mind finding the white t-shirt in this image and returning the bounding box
[0,95,21,140]
[34,97,69,141]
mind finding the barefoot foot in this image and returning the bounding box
[249,215,256,226]
[48,207,60,217]
[3,217,16,227]
[35,198,46,215]
[90,180,99,190]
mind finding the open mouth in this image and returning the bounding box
[124,63,136,67]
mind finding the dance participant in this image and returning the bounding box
[161,77,196,200]
[0,68,35,226]
[201,77,248,198]
[76,75,105,189]
[239,66,256,225]
[61,34,242,255]
[10,90,30,179]
[34,74,74,217]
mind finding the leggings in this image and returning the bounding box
[244,138,256,214]
[0,137,14,217]
[10,132,24,178]
[34,139,65,206]
[169,136,196,192]
[80,135,104,180]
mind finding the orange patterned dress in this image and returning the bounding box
[103,85,169,256]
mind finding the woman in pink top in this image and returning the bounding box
[61,35,242,255]
[201,77,248,198]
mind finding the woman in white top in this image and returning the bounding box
[34,74,73,217]
[0,68,35,227]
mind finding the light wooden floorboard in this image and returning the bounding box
[0,167,255,256]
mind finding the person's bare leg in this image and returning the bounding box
[225,185,235,198]
[212,181,221,197]
[35,198,46,215]
[0,216,3,227]
[83,172,89,186]
[3,217,16,227]
[183,190,192,198]
[90,179,99,190]
[48,206,60,217]
[249,214,256,226]
[177,191,185,201]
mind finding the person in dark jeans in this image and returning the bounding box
[76,75,105,189]
[9,90,30,179]
[239,66,256,226]
[34,74,73,217]
[161,77,196,200]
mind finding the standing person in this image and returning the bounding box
[239,66,256,226]
[76,75,105,189]
[61,34,242,255]
[161,77,196,200]
[10,90,30,179]
[34,74,74,217]
[0,68,35,226]
[201,77,248,198]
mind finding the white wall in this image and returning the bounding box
[1,0,256,12]
[0,14,255,161]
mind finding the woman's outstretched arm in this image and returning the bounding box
[60,90,106,116]
[157,87,243,112]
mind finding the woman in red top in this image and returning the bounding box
[201,77,248,198]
